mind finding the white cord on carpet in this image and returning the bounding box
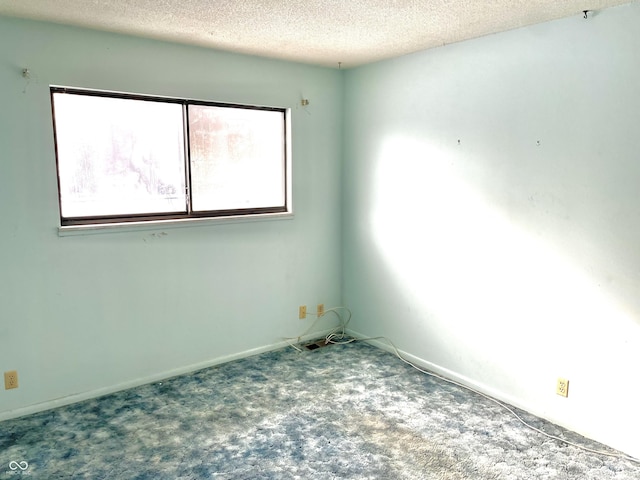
[282,307,350,352]
[287,306,640,466]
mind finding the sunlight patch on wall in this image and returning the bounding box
[369,134,638,370]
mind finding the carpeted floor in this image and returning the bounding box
[1,341,638,479]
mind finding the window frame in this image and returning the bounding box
[50,86,292,232]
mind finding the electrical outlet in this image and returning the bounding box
[317,304,325,317]
[299,305,307,319]
[4,370,18,390]
[556,378,569,397]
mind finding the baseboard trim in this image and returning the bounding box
[0,329,335,422]
[346,329,537,418]
[346,328,640,461]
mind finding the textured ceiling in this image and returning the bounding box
[0,0,635,68]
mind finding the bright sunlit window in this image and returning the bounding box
[51,87,290,227]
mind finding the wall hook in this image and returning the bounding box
[583,10,589,19]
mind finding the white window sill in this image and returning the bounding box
[57,211,294,236]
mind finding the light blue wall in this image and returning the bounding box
[0,17,342,416]
[3,2,640,460]
[343,2,640,458]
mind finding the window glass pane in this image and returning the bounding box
[188,105,285,211]
[53,93,186,218]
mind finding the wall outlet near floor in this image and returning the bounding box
[556,377,569,397]
[4,370,18,390]
[299,305,307,319]
[317,303,325,317]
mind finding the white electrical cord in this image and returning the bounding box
[287,306,640,466]
[282,307,351,351]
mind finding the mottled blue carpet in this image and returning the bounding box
[1,341,638,479]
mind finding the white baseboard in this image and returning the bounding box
[346,329,539,419]
[346,328,640,461]
[0,329,335,422]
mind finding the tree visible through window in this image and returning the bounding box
[188,104,285,212]
[51,88,289,226]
